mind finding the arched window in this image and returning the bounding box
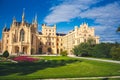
[48,47,52,53]
[20,29,25,41]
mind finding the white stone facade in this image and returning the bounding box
[1,12,99,55]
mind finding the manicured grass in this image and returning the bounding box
[0,56,120,80]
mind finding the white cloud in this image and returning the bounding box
[80,2,120,26]
[44,0,120,42]
[93,25,120,42]
[79,1,120,42]
[44,0,100,24]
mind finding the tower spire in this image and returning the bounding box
[3,24,7,31]
[4,24,7,28]
[22,8,25,23]
[13,16,16,23]
[35,13,37,24]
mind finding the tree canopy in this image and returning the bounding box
[116,26,120,32]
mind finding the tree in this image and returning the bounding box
[60,50,68,56]
[72,43,93,56]
[92,43,112,58]
[110,46,120,60]
[116,26,120,32]
[3,50,9,58]
[87,38,96,46]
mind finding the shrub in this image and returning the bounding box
[110,47,120,60]
[60,51,68,56]
[3,50,9,58]
[72,43,92,56]
[92,43,112,58]
[81,52,90,57]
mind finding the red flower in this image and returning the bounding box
[12,56,39,62]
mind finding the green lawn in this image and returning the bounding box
[0,56,120,80]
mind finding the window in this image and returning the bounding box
[46,42,47,45]
[49,42,51,45]
[31,34,34,44]
[52,42,54,46]
[39,48,42,54]
[6,46,8,49]
[60,49,63,52]
[7,40,8,43]
[20,29,25,41]
[57,39,59,41]
[40,42,42,45]
[57,49,59,53]
[48,38,51,40]
[52,38,54,40]
[48,48,52,53]
[84,39,86,42]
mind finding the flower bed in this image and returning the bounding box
[12,56,39,62]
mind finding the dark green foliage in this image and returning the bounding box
[110,46,120,60]
[60,50,68,56]
[2,50,9,58]
[116,26,120,32]
[72,42,120,60]
[72,43,93,57]
[0,56,120,79]
[92,43,112,58]
[87,38,96,46]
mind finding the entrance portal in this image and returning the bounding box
[39,48,42,54]
[47,47,52,54]
[15,46,19,53]
[23,46,27,54]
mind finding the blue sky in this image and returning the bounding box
[0,0,120,43]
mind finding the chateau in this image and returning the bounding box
[1,12,99,55]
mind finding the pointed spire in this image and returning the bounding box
[34,14,37,24]
[32,18,35,24]
[3,24,7,31]
[54,24,56,27]
[4,24,7,27]
[13,16,16,23]
[22,8,25,23]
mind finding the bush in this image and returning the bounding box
[72,43,93,56]
[110,47,120,60]
[81,52,90,57]
[3,50,9,58]
[91,43,113,58]
[60,51,68,56]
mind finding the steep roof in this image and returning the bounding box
[56,33,66,36]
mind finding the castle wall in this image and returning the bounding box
[1,13,100,55]
[62,23,100,54]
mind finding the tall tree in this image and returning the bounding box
[116,26,120,32]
